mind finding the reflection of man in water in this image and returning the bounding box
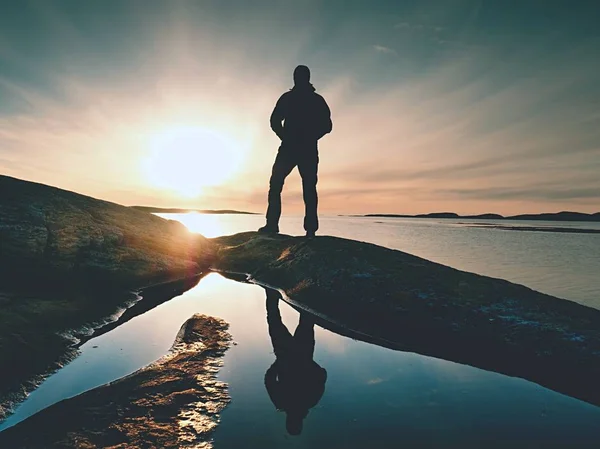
[264,289,327,435]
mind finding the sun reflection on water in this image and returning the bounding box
[157,212,226,238]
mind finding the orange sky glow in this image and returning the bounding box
[1,1,599,215]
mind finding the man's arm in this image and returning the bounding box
[315,95,332,140]
[264,363,285,410]
[270,95,286,141]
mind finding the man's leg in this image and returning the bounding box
[266,289,293,359]
[264,147,296,232]
[298,147,319,235]
[294,312,316,361]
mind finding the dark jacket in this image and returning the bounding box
[264,360,327,414]
[270,84,333,144]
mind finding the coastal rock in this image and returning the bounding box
[0,175,215,420]
[0,175,215,290]
[0,314,231,449]
[212,232,600,407]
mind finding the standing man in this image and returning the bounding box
[259,65,333,237]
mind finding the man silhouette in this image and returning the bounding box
[258,65,333,237]
[264,289,327,435]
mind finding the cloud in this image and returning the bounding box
[373,45,397,55]
[394,22,410,29]
[367,378,386,385]
[394,21,445,32]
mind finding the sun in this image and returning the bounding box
[143,125,244,197]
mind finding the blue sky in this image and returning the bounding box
[1,0,599,214]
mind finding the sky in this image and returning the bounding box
[1,0,599,215]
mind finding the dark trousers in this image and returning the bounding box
[266,143,319,232]
[266,289,316,362]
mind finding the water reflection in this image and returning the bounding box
[3,273,600,446]
[264,289,327,435]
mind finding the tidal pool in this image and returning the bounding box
[1,273,599,448]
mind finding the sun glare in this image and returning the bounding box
[157,212,226,238]
[144,125,244,197]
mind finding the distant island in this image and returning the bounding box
[132,206,258,215]
[357,211,600,222]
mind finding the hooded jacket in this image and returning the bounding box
[270,84,333,145]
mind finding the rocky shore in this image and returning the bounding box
[212,232,600,407]
[0,175,215,419]
[1,175,599,446]
[0,175,214,291]
[0,314,231,449]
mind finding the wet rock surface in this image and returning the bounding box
[0,275,205,422]
[0,175,215,420]
[0,288,134,421]
[212,232,600,407]
[0,314,232,449]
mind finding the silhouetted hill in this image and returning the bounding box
[506,211,599,221]
[464,213,504,220]
[416,212,460,219]
[132,206,257,215]
[364,211,600,222]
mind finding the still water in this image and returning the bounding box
[1,214,599,448]
[163,213,600,308]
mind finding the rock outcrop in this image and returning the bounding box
[0,314,231,449]
[212,232,600,408]
[0,175,214,290]
[0,175,215,420]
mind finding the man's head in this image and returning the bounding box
[293,65,311,86]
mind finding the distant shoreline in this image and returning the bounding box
[354,211,600,222]
[464,224,600,234]
[132,206,258,215]
[132,206,600,222]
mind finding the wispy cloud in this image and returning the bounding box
[373,44,397,55]
[1,1,599,215]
